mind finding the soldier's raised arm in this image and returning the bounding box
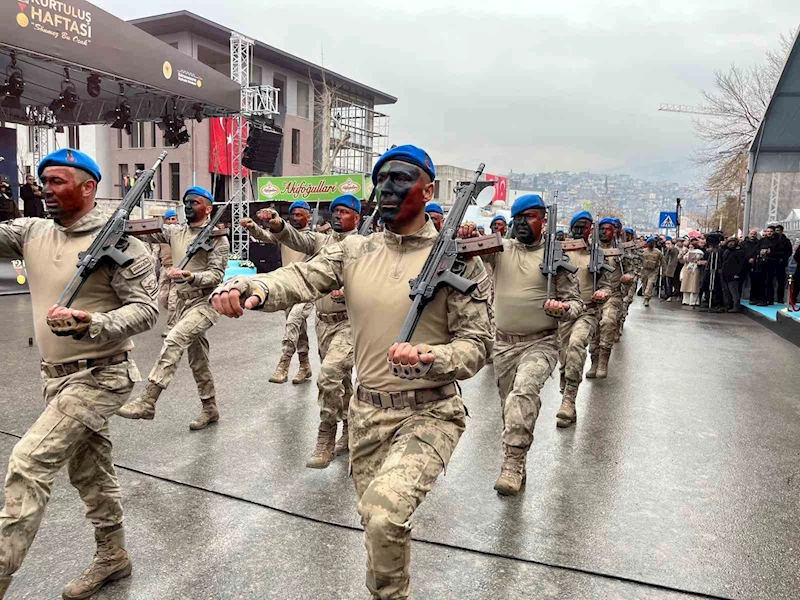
[0,218,29,259]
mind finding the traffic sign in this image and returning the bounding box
[659,211,678,229]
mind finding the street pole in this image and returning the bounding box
[676,197,681,238]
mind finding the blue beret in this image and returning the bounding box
[372,144,436,184]
[511,194,545,217]
[288,200,311,213]
[612,218,622,226]
[38,148,101,182]
[646,237,656,243]
[598,217,616,227]
[556,229,565,234]
[623,227,635,235]
[666,236,673,241]
[569,210,593,229]
[330,194,361,214]
[164,209,177,218]
[425,202,444,215]
[478,225,485,231]
[183,186,214,204]
[490,215,507,225]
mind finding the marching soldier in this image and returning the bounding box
[241,194,362,468]
[248,200,315,384]
[557,210,612,428]
[156,208,180,336]
[617,226,640,339]
[477,194,582,495]
[587,218,634,379]
[117,186,229,430]
[490,214,508,238]
[424,201,444,231]
[210,145,492,600]
[640,237,663,307]
[0,149,158,599]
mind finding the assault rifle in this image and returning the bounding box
[358,186,379,236]
[539,203,577,300]
[707,247,720,309]
[589,221,614,292]
[56,151,167,307]
[176,200,232,271]
[396,163,498,343]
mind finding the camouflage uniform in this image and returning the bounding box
[243,220,492,599]
[0,210,158,591]
[156,243,178,332]
[486,238,582,455]
[619,244,642,335]
[640,247,663,301]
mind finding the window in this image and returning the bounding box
[117,128,123,149]
[151,122,158,148]
[27,127,35,151]
[434,180,440,199]
[291,129,301,165]
[273,76,286,113]
[250,65,262,86]
[297,81,310,118]
[169,163,180,201]
[118,164,129,196]
[67,126,80,149]
[168,42,179,50]
[130,122,145,149]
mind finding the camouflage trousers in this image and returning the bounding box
[158,268,178,330]
[640,269,658,300]
[351,392,465,599]
[0,360,138,577]
[148,296,219,399]
[315,318,354,426]
[282,302,313,356]
[590,295,624,352]
[559,308,600,386]
[494,331,560,450]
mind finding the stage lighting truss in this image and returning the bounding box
[158,98,190,147]
[104,83,132,134]
[1,52,25,110]
[86,74,101,98]
[49,68,78,121]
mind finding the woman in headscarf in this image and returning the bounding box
[680,241,704,306]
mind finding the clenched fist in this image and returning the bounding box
[543,299,571,319]
[621,274,634,284]
[388,342,435,379]
[459,221,480,239]
[210,277,267,318]
[256,208,284,233]
[170,268,193,283]
[240,217,257,231]
[330,289,346,304]
[591,289,609,303]
[47,304,92,337]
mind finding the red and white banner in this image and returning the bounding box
[209,117,248,176]
[485,174,508,203]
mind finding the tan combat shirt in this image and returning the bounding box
[0,208,159,363]
[568,249,614,304]
[141,221,229,294]
[485,239,583,336]
[250,219,493,392]
[642,247,663,271]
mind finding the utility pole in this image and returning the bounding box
[676,197,681,238]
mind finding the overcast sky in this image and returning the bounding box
[100,0,796,177]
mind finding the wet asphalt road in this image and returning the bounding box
[1,293,798,600]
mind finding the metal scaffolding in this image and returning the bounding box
[768,172,781,224]
[329,97,389,175]
[229,32,251,259]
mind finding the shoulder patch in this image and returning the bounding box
[121,255,154,280]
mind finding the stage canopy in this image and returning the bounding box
[0,0,241,127]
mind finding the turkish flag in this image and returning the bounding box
[209,118,249,177]
[485,174,508,203]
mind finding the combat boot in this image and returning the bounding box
[62,525,131,600]
[306,423,336,468]
[556,384,579,428]
[493,446,527,496]
[334,419,349,455]
[269,354,292,384]
[0,576,10,599]
[117,382,163,420]
[644,298,650,307]
[596,349,611,379]
[292,353,312,384]
[189,398,219,430]
[586,352,599,379]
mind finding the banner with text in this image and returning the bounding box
[256,174,366,203]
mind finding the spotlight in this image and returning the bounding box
[49,68,78,121]
[158,99,190,147]
[1,52,24,110]
[192,103,204,123]
[86,74,101,98]
[104,83,132,134]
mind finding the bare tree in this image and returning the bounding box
[694,29,797,191]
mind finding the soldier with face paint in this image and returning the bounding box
[244,200,315,385]
[117,186,229,430]
[210,144,492,600]
[0,149,158,600]
[241,194,362,468]
[477,194,583,495]
[556,211,613,428]
[424,202,444,231]
[587,217,634,379]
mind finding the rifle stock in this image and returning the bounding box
[56,151,168,307]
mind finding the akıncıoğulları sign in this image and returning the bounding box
[257,175,366,202]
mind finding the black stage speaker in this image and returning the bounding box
[243,126,282,173]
